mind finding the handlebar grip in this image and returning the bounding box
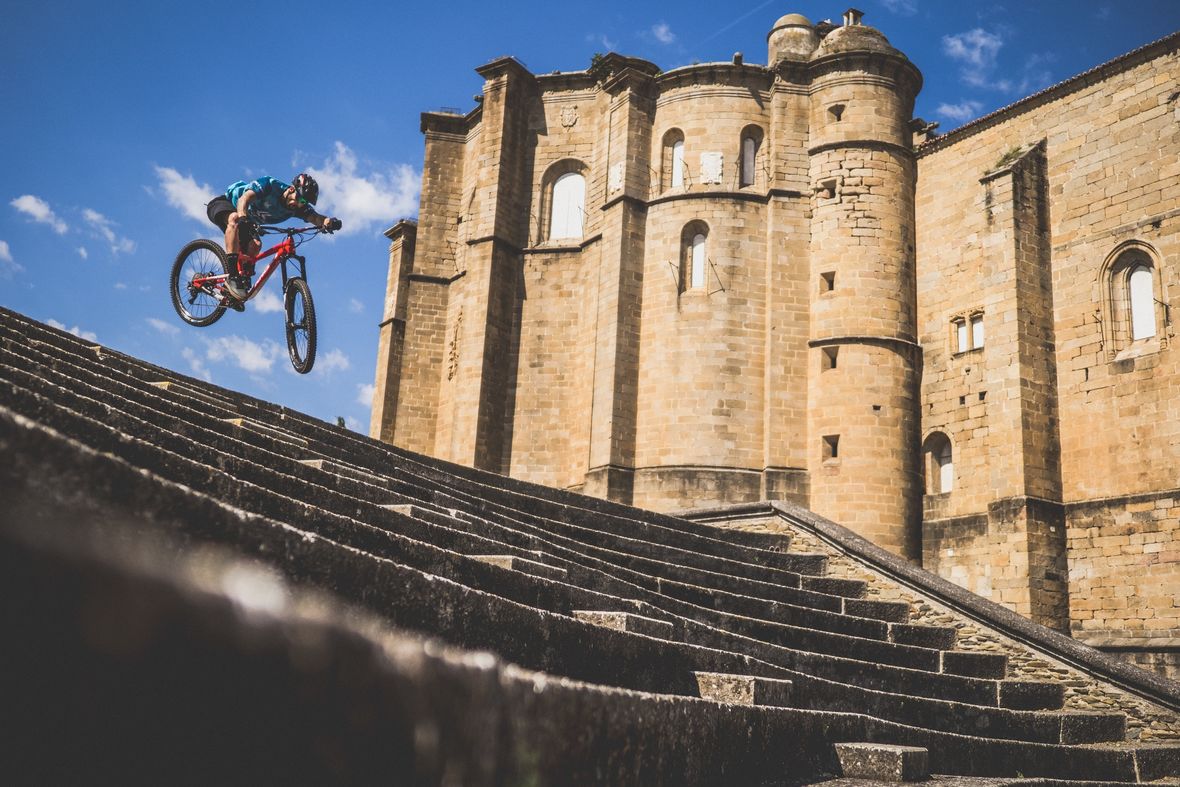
[327,218,343,232]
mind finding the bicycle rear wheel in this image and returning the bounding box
[170,239,228,327]
[284,277,317,374]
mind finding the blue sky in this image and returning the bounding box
[2,0,1177,432]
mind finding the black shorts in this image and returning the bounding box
[206,196,234,230]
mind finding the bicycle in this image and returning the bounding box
[169,222,332,374]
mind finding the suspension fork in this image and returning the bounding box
[280,254,307,291]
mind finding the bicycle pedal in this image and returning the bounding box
[223,298,245,313]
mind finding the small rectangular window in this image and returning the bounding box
[822,347,838,371]
[820,271,835,293]
[823,435,840,461]
[970,314,984,348]
[954,320,969,353]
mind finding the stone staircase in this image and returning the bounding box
[2,305,1180,784]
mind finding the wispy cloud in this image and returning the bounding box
[348,298,364,314]
[303,142,419,236]
[943,28,1008,90]
[46,318,97,342]
[77,246,89,260]
[155,166,214,224]
[310,348,350,377]
[652,21,675,44]
[699,0,776,45]
[936,100,984,123]
[585,32,617,51]
[253,289,284,314]
[182,346,212,382]
[146,317,179,336]
[0,240,23,277]
[880,0,918,14]
[11,195,68,234]
[205,335,284,374]
[357,382,375,408]
[83,209,136,255]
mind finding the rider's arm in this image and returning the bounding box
[235,190,256,217]
[301,206,340,231]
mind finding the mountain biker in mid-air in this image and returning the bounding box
[205,174,341,307]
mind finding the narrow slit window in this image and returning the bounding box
[822,346,839,371]
[690,233,706,290]
[1129,265,1156,340]
[820,271,836,293]
[671,140,685,188]
[740,137,757,187]
[937,440,954,493]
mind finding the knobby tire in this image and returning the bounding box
[285,277,317,374]
[170,239,229,327]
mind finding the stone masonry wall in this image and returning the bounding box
[916,38,1180,644]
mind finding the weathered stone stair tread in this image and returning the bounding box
[694,671,794,707]
[573,611,677,639]
[836,742,930,782]
[470,554,568,581]
[148,380,238,409]
[890,622,959,650]
[943,650,1010,680]
[298,458,387,486]
[220,418,309,448]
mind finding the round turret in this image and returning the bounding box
[812,22,904,59]
[767,12,818,65]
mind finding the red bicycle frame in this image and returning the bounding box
[193,227,314,302]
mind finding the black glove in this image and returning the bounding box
[326,218,343,232]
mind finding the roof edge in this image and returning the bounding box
[918,30,1180,157]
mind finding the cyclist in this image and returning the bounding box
[205,174,342,305]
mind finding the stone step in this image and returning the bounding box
[1056,712,1127,745]
[573,611,677,640]
[694,672,794,707]
[801,575,867,598]
[942,650,1009,680]
[997,680,1065,711]
[844,596,908,621]
[470,554,569,582]
[220,418,309,450]
[890,622,958,650]
[835,742,929,782]
[148,380,237,410]
[299,458,387,487]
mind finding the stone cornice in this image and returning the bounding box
[475,55,533,81]
[383,219,418,242]
[420,112,468,137]
[656,62,773,93]
[808,139,915,159]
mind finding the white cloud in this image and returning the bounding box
[357,383,375,407]
[314,348,350,375]
[46,318,98,342]
[77,246,89,260]
[155,166,215,224]
[0,240,22,277]
[585,32,617,51]
[11,195,68,234]
[652,22,675,44]
[880,0,918,13]
[936,100,984,123]
[205,335,283,374]
[348,297,364,314]
[114,282,128,290]
[304,142,419,235]
[345,416,363,432]
[83,208,136,255]
[146,317,179,336]
[942,28,1010,90]
[253,289,284,314]
[182,347,213,382]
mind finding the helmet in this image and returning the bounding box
[292,173,319,206]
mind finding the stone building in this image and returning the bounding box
[371,11,1180,667]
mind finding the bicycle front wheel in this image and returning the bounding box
[170,239,228,327]
[284,277,317,374]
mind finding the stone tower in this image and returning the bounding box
[798,9,924,559]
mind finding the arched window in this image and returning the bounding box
[679,221,709,293]
[550,172,585,240]
[661,129,685,191]
[1099,241,1166,357]
[739,125,763,189]
[923,432,953,495]
[1130,264,1156,340]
